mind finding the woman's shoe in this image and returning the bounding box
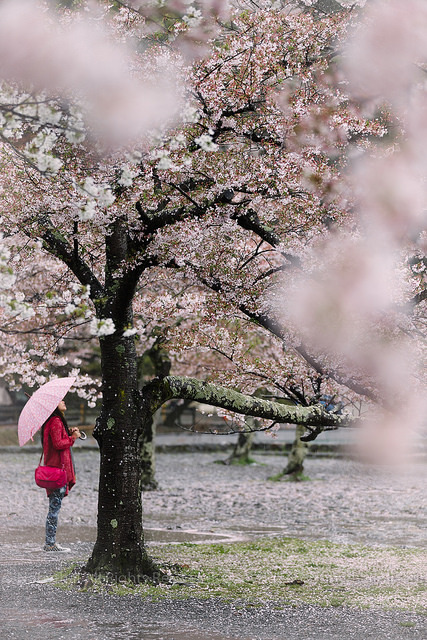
[43,543,71,552]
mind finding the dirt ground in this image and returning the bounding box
[0,449,426,639]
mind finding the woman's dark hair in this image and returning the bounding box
[40,407,70,444]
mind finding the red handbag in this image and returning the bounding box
[35,450,67,489]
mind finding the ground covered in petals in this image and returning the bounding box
[59,537,426,613]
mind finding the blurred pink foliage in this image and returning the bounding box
[0,0,211,145]
[281,0,427,460]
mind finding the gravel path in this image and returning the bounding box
[1,450,426,547]
[0,450,426,639]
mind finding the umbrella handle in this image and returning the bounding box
[79,431,87,440]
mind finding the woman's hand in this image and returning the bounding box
[69,427,81,441]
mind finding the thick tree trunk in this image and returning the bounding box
[224,430,255,465]
[85,329,156,579]
[83,218,158,580]
[283,424,309,478]
[268,425,309,482]
[224,389,265,465]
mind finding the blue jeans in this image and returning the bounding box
[45,485,67,546]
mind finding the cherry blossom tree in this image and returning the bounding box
[0,0,360,578]
[0,0,424,580]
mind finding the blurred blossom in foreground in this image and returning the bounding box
[344,0,427,109]
[280,0,427,462]
[0,0,182,146]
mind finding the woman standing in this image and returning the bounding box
[41,398,80,552]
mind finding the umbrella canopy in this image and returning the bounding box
[18,377,76,446]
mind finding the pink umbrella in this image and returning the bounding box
[18,377,76,446]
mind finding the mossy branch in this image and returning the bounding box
[145,375,356,439]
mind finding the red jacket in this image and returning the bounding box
[43,416,76,496]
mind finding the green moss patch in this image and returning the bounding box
[55,537,426,612]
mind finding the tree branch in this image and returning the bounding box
[145,375,356,439]
[186,265,377,401]
[41,222,104,299]
[406,289,427,309]
[231,207,302,267]
[134,199,205,235]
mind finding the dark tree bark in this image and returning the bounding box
[84,220,158,578]
[85,331,156,579]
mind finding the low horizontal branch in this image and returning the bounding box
[148,376,355,434]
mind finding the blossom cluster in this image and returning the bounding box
[89,317,116,338]
[0,234,15,291]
